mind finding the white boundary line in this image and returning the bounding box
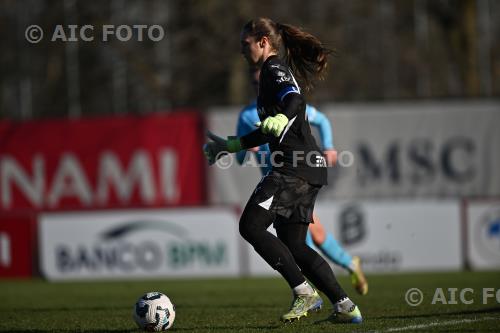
[380,316,498,332]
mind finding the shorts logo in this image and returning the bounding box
[258,196,274,210]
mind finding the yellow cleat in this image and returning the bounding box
[329,304,363,324]
[350,256,368,296]
[280,290,323,323]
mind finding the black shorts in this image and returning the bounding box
[247,171,321,225]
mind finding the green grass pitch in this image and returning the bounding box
[1,271,499,332]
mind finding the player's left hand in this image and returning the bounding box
[257,113,289,137]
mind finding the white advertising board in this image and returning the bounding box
[208,101,500,204]
[466,200,500,270]
[247,200,462,275]
[39,208,241,280]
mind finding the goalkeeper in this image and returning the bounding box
[236,66,368,296]
[204,17,363,324]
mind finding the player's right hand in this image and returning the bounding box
[203,131,228,165]
[203,131,243,165]
[203,142,228,165]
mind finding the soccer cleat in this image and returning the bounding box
[350,256,368,295]
[281,290,323,323]
[329,304,363,324]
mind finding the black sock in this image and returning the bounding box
[276,222,348,304]
[302,257,347,304]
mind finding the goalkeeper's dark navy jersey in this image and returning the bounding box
[241,55,327,185]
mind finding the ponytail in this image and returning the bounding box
[242,18,333,91]
[278,23,333,91]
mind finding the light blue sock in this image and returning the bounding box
[318,233,353,271]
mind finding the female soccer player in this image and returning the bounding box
[203,17,362,323]
[236,67,368,296]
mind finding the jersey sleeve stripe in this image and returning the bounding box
[279,115,297,144]
[277,86,300,101]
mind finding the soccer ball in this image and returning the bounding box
[133,292,176,331]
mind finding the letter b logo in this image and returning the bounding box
[339,205,366,245]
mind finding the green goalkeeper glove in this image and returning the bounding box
[256,113,289,137]
[203,131,242,165]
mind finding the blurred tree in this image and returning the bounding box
[428,0,480,97]
[0,0,498,120]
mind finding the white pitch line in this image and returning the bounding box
[382,316,498,332]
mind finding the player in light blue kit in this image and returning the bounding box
[236,67,368,296]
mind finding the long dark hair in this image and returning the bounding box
[242,17,333,91]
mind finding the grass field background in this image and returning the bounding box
[1,271,499,332]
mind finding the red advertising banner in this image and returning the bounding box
[0,214,36,277]
[0,111,205,211]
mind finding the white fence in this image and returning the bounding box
[37,199,500,280]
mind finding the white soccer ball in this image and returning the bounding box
[133,292,176,331]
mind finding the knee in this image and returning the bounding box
[309,215,326,244]
[239,204,272,243]
[310,229,326,245]
[239,218,251,241]
[239,215,259,243]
